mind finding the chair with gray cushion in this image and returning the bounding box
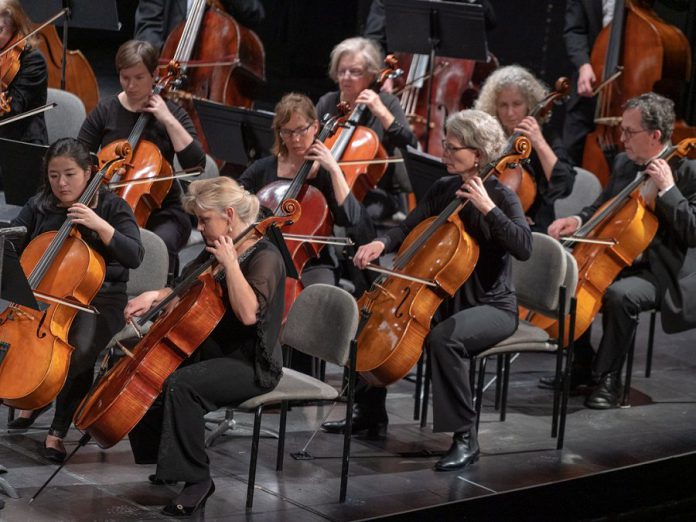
[554,167,602,219]
[224,284,360,509]
[472,232,579,449]
[45,88,87,142]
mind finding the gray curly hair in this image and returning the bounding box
[623,92,675,144]
[446,109,506,166]
[474,65,549,124]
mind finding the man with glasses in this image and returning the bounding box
[547,92,696,409]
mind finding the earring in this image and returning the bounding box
[474,161,479,168]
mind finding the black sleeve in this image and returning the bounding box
[380,93,417,151]
[77,101,108,152]
[244,245,285,319]
[564,0,592,70]
[4,49,47,117]
[238,159,269,194]
[134,0,166,50]
[169,103,206,169]
[485,183,533,261]
[363,0,387,53]
[539,129,576,204]
[655,159,696,248]
[8,199,38,253]
[101,196,145,269]
[221,0,266,28]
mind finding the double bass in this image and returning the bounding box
[356,136,531,387]
[582,0,692,186]
[73,203,300,449]
[0,152,129,410]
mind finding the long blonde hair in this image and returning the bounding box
[182,177,260,226]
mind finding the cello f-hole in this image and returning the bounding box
[394,287,411,319]
[36,311,48,339]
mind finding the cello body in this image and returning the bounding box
[35,24,100,113]
[0,233,105,410]
[583,0,691,186]
[74,272,225,449]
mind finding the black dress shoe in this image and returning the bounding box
[161,480,215,517]
[435,430,480,472]
[149,474,178,486]
[321,408,387,438]
[584,371,622,409]
[7,403,53,431]
[42,440,66,463]
[538,368,596,391]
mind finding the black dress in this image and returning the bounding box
[10,189,143,435]
[129,238,286,483]
[77,95,206,276]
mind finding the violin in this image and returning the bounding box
[160,0,265,154]
[98,63,182,227]
[73,201,301,449]
[582,0,692,186]
[533,137,696,344]
[0,32,23,114]
[355,136,532,387]
[322,56,401,202]
[0,149,131,410]
[497,77,571,212]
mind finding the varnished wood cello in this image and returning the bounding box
[356,136,531,387]
[582,0,692,186]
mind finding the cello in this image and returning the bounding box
[160,0,265,153]
[496,77,571,212]
[356,136,531,387]
[535,137,696,344]
[0,151,129,410]
[582,0,692,186]
[73,202,300,449]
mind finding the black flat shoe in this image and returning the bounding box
[42,441,66,463]
[161,480,215,517]
[149,474,178,486]
[434,430,480,472]
[7,403,53,431]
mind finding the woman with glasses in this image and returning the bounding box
[352,109,532,470]
[475,65,575,232]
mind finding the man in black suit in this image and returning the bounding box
[563,0,609,165]
[548,92,696,408]
[134,0,265,51]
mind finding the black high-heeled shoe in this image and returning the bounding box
[42,438,66,463]
[7,403,53,431]
[161,480,215,517]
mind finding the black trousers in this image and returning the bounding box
[51,290,127,436]
[593,271,659,376]
[128,344,273,483]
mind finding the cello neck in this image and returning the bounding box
[329,102,366,161]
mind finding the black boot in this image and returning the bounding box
[434,430,480,472]
[584,371,622,409]
[321,406,388,438]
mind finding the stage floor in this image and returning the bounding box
[0,313,694,521]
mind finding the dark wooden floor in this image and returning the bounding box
[0,311,693,521]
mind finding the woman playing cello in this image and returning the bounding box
[326,112,532,472]
[124,177,285,516]
[78,40,205,280]
[0,0,48,144]
[475,65,575,232]
[7,138,143,461]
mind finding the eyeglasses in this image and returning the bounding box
[441,140,474,154]
[619,126,649,139]
[337,68,365,78]
[279,123,313,139]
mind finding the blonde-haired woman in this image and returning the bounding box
[351,110,532,471]
[0,0,48,144]
[125,177,285,516]
[475,64,575,232]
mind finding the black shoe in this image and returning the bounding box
[584,372,622,409]
[7,403,53,431]
[42,439,66,463]
[321,408,388,438]
[434,430,480,472]
[538,368,596,391]
[161,480,215,517]
[149,474,178,486]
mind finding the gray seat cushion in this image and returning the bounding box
[237,368,339,410]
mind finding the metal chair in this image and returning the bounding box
[45,88,87,142]
[472,233,579,449]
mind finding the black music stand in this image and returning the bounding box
[193,99,275,166]
[22,1,120,90]
[0,139,47,207]
[403,145,448,203]
[384,0,488,152]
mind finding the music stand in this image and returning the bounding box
[193,99,275,166]
[0,139,47,207]
[22,1,120,90]
[403,145,449,203]
[384,0,488,152]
